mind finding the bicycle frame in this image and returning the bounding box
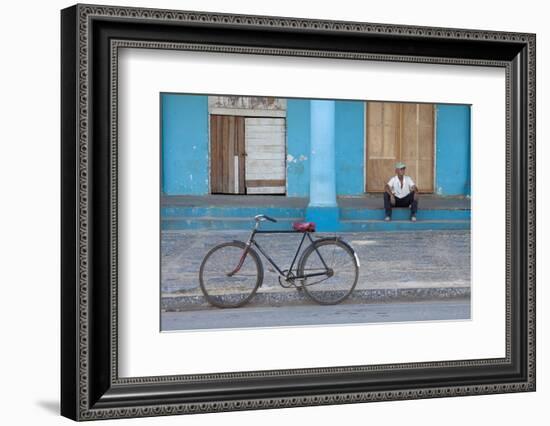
[228,227,332,281]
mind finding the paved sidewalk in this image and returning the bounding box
[162,193,470,210]
[161,229,470,310]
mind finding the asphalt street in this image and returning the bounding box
[161,300,470,331]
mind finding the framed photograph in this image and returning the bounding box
[61,3,536,421]
[158,94,473,331]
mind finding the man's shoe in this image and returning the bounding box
[411,216,417,222]
[384,216,391,222]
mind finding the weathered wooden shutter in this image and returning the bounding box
[401,104,434,192]
[244,117,286,194]
[210,115,245,194]
[366,102,401,192]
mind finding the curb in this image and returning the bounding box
[161,287,470,312]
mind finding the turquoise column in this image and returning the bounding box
[306,100,339,231]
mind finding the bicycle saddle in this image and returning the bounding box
[292,221,316,232]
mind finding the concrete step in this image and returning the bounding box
[339,219,470,232]
[161,206,305,218]
[162,216,304,231]
[340,208,470,221]
[162,216,469,231]
[162,206,469,221]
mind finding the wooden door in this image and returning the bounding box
[366,102,434,192]
[210,115,245,194]
[366,102,401,192]
[244,117,286,194]
[401,104,434,192]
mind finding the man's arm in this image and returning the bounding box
[411,184,419,200]
[384,183,396,204]
[408,177,418,193]
[409,177,418,200]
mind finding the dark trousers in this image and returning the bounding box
[383,192,418,217]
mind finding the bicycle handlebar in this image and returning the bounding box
[254,214,277,223]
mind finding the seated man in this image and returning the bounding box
[383,162,419,222]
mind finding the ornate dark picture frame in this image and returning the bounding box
[61,3,536,421]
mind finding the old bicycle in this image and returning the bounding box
[199,214,360,308]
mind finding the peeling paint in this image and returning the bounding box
[287,99,310,197]
[209,95,287,111]
[287,153,307,163]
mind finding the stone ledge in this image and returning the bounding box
[162,287,470,312]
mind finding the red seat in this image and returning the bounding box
[292,221,316,232]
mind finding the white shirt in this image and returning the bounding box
[387,175,415,198]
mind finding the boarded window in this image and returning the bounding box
[244,118,286,194]
[210,115,286,194]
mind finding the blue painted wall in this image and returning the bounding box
[435,104,471,196]
[286,99,311,197]
[335,101,365,195]
[161,94,209,195]
[160,96,470,198]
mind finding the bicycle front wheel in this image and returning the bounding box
[199,241,263,308]
[297,238,359,305]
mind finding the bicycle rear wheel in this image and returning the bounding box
[199,241,263,308]
[297,238,359,305]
